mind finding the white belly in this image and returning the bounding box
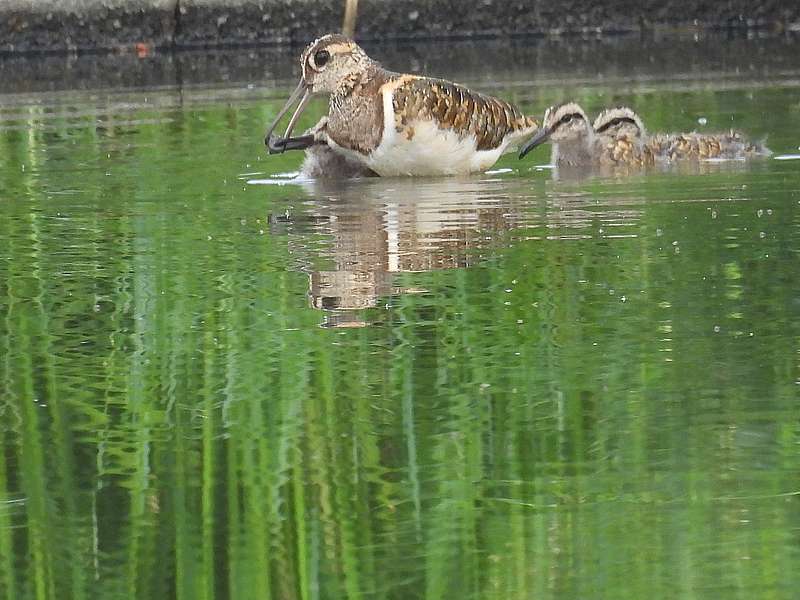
[323,88,529,177]
[368,118,505,176]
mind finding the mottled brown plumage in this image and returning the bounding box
[300,118,378,179]
[648,130,770,161]
[667,133,721,159]
[391,78,537,151]
[521,103,769,170]
[592,107,655,167]
[589,107,769,161]
[594,134,656,167]
[519,103,654,168]
[323,66,390,155]
[265,34,540,176]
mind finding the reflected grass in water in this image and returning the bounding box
[1,44,800,600]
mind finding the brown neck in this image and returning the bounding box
[326,63,393,155]
[332,60,384,100]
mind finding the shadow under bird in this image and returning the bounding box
[264,34,540,176]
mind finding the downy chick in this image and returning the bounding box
[592,107,655,166]
[651,130,771,161]
[518,102,595,166]
[519,103,654,167]
[299,117,378,179]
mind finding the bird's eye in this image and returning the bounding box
[314,50,330,68]
[562,114,573,124]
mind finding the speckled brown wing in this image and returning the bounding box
[647,130,769,161]
[597,134,655,167]
[391,77,538,151]
[645,133,675,158]
[667,133,723,160]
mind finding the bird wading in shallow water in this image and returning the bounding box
[519,103,770,167]
[518,103,655,167]
[264,34,540,177]
[592,107,771,161]
[592,106,655,166]
[647,129,771,161]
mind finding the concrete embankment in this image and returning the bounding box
[2,0,799,53]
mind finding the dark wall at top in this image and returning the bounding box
[2,0,799,54]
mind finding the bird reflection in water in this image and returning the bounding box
[269,177,517,326]
[267,175,645,327]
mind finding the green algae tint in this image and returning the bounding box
[1,38,799,600]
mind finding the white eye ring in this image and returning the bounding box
[313,49,330,69]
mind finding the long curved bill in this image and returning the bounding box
[264,80,315,154]
[518,127,553,160]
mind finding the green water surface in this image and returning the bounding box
[1,37,799,600]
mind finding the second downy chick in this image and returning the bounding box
[592,107,655,166]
